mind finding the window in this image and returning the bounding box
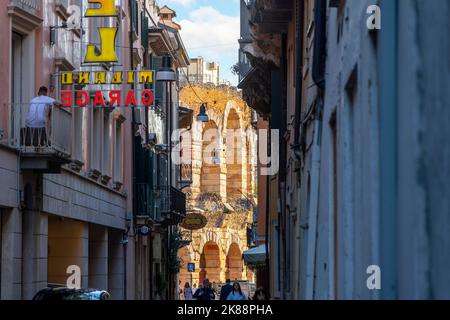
[73,107,84,162]
[336,0,346,44]
[103,112,111,176]
[92,109,102,170]
[11,33,22,105]
[114,122,123,182]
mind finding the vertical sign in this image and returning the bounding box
[84,0,119,63]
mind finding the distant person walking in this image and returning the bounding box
[193,278,215,301]
[220,279,232,301]
[183,282,193,300]
[252,287,270,300]
[226,282,246,300]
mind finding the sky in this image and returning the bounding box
[159,0,241,86]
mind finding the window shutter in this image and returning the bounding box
[141,14,149,49]
[153,56,164,108]
[130,0,138,33]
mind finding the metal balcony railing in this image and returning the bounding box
[136,183,155,219]
[136,183,187,222]
[1,103,72,158]
[155,186,186,217]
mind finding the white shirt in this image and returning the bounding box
[26,95,55,128]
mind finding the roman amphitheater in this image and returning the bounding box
[177,86,257,288]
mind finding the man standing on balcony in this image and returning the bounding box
[24,86,61,147]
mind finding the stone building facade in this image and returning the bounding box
[0,0,189,300]
[240,0,450,300]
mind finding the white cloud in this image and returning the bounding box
[163,0,197,6]
[179,6,239,61]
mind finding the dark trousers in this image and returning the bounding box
[21,127,48,147]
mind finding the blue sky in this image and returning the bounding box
[159,0,241,85]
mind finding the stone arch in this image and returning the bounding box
[222,101,245,131]
[225,243,244,281]
[199,241,221,284]
[224,107,245,197]
[197,230,219,253]
[200,120,221,194]
[221,233,242,254]
[189,107,223,199]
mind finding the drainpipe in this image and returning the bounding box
[304,113,322,300]
[163,76,171,299]
[292,0,305,299]
[265,173,270,293]
[277,32,288,299]
[293,0,305,161]
[127,0,137,301]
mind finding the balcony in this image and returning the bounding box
[1,103,72,173]
[136,184,186,225]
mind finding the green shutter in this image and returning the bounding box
[153,56,164,107]
[134,0,139,33]
[141,14,149,49]
[130,0,138,33]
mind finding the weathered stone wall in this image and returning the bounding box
[178,86,258,287]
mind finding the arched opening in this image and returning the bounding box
[199,241,221,284]
[178,247,192,288]
[225,243,243,281]
[200,121,221,194]
[226,109,243,197]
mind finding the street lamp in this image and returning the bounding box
[197,103,209,122]
[156,54,176,207]
[156,53,177,299]
[156,55,176,82]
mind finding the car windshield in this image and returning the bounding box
[34,289,111,301]
[62,291,109,300]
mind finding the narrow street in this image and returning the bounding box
[0,0,449,303]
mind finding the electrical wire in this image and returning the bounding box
[158,19,207,106]
[69,39,237,51]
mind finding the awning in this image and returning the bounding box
[243,245,266,267]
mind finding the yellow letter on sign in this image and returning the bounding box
[85,28,118,63]
[85,0,116,17]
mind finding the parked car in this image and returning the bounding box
[33,286,111,301]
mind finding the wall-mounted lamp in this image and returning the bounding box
[156,55,176,82]
[50,23,68,46]
[197,103,209,122]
